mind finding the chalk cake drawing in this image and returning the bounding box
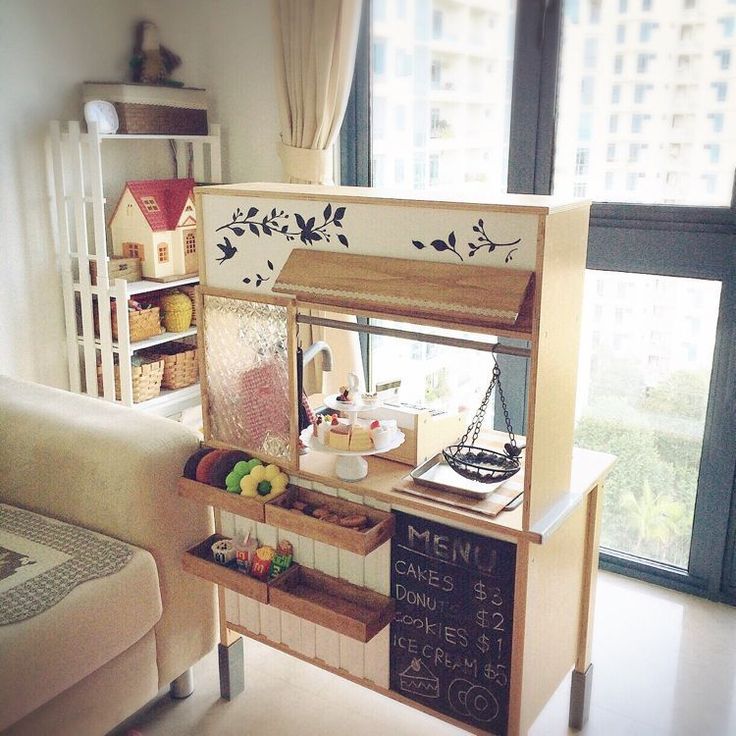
[398,658,440,699]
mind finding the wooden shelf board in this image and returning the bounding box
[182,534,269,603]
[136,383,201,414]
[268,566,395,643]
[265,486,394,556]
[178,477,266,522]
[100,133,219,142]
[73,276,199,296]
[273,250,534,333]
[298,445,614,544]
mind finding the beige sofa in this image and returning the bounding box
[0,376,217,735]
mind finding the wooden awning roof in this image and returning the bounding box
[272,250,534,333]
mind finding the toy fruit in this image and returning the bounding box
[239,462,289,501]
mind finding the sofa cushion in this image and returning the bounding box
[0,506,162,731]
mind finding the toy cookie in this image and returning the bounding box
[209,450,251,489]
[183,446,215,480]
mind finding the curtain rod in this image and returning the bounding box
[296,314,531,358]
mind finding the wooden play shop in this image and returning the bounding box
[178,183,615,735]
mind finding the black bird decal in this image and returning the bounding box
[216,237,237,264]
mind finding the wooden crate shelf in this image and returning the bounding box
[268,565,395,643]
[264,486,395,556]
[177,477,267,522]
[182,534,272,603]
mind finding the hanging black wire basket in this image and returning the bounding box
[443,357,522,484]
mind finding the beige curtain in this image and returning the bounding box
[272,0,365,397]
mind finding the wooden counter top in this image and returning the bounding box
[297,446,614,544]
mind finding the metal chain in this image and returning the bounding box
[456,358,516,450]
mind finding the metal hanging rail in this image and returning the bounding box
[296,314,531,358]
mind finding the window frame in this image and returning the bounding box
[340,0,736,602]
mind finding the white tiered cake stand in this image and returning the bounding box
[301,393,405,481]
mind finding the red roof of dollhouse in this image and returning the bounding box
[126,178,195,232]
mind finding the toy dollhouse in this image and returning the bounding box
[109,178,198,280]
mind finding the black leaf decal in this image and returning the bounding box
[247,206,259,218]
[311,232,322,242]
[249,223,260,237]
[243,277,251,284]
[324,203,332,220]
[295,213,306,230]
[231,227,244,237]
[267,260,274,270]
[334,206,346,220]
[468,218,521,259]
[412,240,426,250]
[337,233,349,247]
[306,216,315,230]
[263,225,272,236]
[431,239,449,251]
[448,231,456,247]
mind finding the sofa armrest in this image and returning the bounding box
[0,377,217,686]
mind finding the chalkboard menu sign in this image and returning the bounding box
[390,511,516,735]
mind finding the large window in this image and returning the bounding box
[343,0,736,602]
[554,1,736,206]
[370,0,516,193]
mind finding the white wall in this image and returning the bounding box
[0,0,282,387]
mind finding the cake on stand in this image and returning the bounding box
[301,389,405,482]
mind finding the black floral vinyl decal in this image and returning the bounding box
[411,219,522,263]
[468,219,521,263]
[411,230,463,262]
[215,203,349,287]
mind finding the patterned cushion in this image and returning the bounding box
[0,505,162,730]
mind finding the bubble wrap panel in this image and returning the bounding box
[202,294,291,461]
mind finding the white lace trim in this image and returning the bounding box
[276,282,518,321]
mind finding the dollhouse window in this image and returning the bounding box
[158,244,169,263]
[185,231,197,254]
[123,242,143,262]
[142,196,159,212]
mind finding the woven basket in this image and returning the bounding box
[180,285,198,325]
[147,342,199,389]
[111,306,161,342]
[97,358,164,403]
[160,291,193,332]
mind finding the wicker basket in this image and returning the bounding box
[180,285,198,325]
[112,305,162,342]
[97,357,164,403]
[160,291,193,332]
[147,342,199,389]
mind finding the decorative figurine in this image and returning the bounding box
[130,21,183,86]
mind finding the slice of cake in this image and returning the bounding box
[349,424,373,452]
[328,424,350,451]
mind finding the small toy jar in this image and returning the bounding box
[160,290,193,332]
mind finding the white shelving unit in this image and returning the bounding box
[49,120,221,415]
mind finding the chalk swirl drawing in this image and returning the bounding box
[448,678,499,723]
[398,658,440,699]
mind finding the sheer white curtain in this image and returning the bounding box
[272,0,362,185]
[272,0,364,397]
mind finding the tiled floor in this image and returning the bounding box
[120,572,736,736]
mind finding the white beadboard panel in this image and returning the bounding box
[338,549,364,587]
[363,540,391,596]
[311,481,339,497]
[364,496,391,512]
[296,535,315,568]
[280,611,302,651]
[297,619,317,659]
[233,515,256,538]
[220,511,236,537]
[201,193,539,297]
[313,541,339,576]
[314,624,340,668]
[363,625,390,689]
[291,476,313,490]
[337,488,363,506]
[224,588,238,625]
[255,521,279,548]
[259,603,281,643]
[339,635,365,678]
[239,595,260,634]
